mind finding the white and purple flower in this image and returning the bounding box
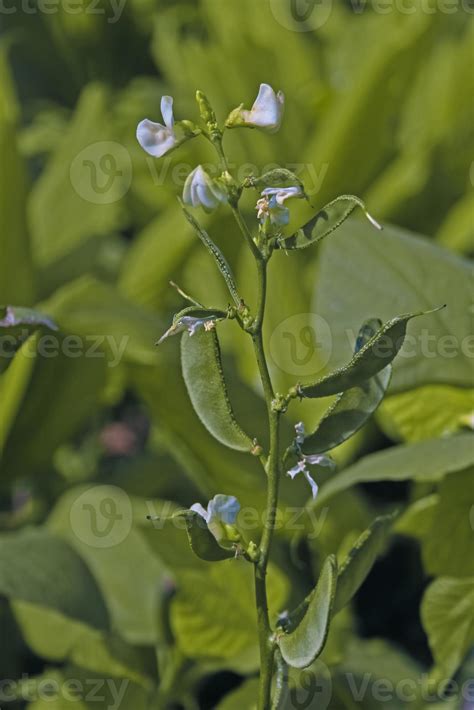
[183,165,228,212]
[190,494,241,543]
[287,422,336,500]
[226,83,285,134]
[256,185,303,226]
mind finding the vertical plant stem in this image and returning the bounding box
[252,256,282,710]
[214,136,282,708]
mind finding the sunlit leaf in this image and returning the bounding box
[312,434,474,509]
[0,528,109,629]
[421,576,474,681]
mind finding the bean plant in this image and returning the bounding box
[136,83,436,709]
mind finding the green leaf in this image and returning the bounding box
[298,310,436,399]
[312,434,474,509]
[333,514,395,614]
[314,220,473,391]
[279,555,337,669]
[42,275,159,365]
[0,53,35,306]
[0,337,107,479]
[299,319,392,454]
[29,84,127,267]
[181,328,254,452]
[180,203,241,306]
[378,385,474,443]
[421,576,474,680]
[395,494,439,540]
[0,305,57,331]
[217,678,259,710]
[0,332,38,454]
[277,195,381,250]
[25,667,150,710]
[171,561,288,673]
[48,486,165,645]
[0,528,109,629]
[12,601,152,689]
[422,469,474,578]
[172,511,234,562]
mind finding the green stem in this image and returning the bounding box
[251,256,282,710]
[212,135,282,708]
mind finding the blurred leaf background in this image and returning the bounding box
[0,1,473,708]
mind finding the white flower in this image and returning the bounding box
[287,422,335,500]
[256,185,303,227]
[136,96,178,158]
[157,315,217,345]
[190,494,240,543]
[226,83,285,133]
[183,166,227,212]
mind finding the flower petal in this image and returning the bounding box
[305,454,336,470]
[190,502,209,521]
[304,471,319,500]
[248,83,284,133]
[161,96,174,129]
[136,119,176,158]
[208,494,241,525]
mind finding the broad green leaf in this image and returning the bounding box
[12,601,152,688]
[217,678,259,710]
[277,195,381,251]
[378,385,474,443]
[422,469,474,578]
[25,667,150,710]
[314,220,473,391]
[395,495,439,540]
[279,555,337,669]
[180,203,241,306]
[299,319,392,454]
[311,434,474,509]
[181,328,254,452]
[0,305,57,331]
[48,486,165,645]
[42,275,159,365]
[298,310,434,399]
[173,511,234,562]
[0,332,38,453]
[333,514,395,614]
[171,561,288,673]
[28,84,127,267]
[0,528,109,629]
[118,206,196,310]
[0,340,107,479]
[421,577,474,681]
[0,52,35,306]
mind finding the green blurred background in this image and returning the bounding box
[0,1,473,708]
